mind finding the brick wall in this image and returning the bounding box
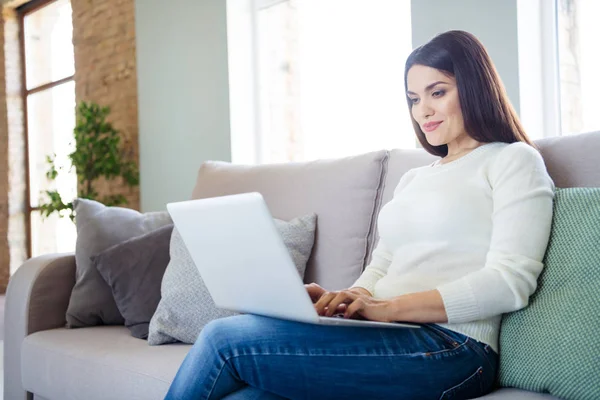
[4,6,26,289]
[0,4,25,292]
[71,0,139,210]
[0,0,139,291]
[0,12,9,293]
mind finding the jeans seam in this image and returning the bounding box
[228,340,469,360]
[466,340,497,375]
[205,359,229,400]
[438,366,484,400]
[426,324,468,347]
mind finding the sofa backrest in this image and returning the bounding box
[191,151,388,290]
[190,131,599,291]
[536,131,600,188]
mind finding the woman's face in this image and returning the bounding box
[406,65,469,149]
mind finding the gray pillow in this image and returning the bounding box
[93,224,174,339]
[148,214,317,345]
[66,199,172,328]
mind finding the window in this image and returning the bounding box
[228,0,414,164]
[517,0,600,138]
[20,0,77,257]
[557,0,600,135]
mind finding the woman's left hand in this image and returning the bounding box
[314,290,398,322]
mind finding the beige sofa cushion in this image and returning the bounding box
[21,327,556,400]
[21,327,190,400]
[21,328,558,400]
[536,131,600,188]
[191,151,388,290]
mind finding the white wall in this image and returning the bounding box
[135,0,231,212]
[410,0,521,114]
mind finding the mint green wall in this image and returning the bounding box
[135,0,231,212]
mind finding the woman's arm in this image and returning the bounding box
[318,144,554,324]
[315,287,448,323]
[386,289,448,323]
[349,240,393,295]
[350,169,418,295]
[436,143,555,323]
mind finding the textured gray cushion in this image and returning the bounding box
[93,224,174,339]
[66,199,172,327]
[148,214,317,345]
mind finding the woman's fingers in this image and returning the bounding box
[305,283,325,303]
[344,297,365,319]
[343,298,392,322]
[324,291,356,317]
[313,290,358,317]
[314,291,338,315]
[335,303,348,313]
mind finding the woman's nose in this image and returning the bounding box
[420,101,434,119]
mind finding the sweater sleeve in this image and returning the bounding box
[436,143,555,323]
[350,168,419,294]
[350,239,393,295]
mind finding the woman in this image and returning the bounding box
[165,30,555,400]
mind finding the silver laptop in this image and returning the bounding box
[167,192,419,329]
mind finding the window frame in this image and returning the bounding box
[517,0,562,140]
[17,0,75,258]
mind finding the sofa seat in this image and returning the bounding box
[21,326,190,400]
[21,327,561,400]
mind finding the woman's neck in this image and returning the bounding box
[442,139,484,165]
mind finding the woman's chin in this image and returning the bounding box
[424,134,446,147]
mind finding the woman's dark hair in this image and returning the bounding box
[404,30,534,157]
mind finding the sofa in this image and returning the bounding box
[4,131,599,400]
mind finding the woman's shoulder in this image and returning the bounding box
[483,140,538,157]
[490,141,544,168]
[486,141,553,187]
[480,141,543,173]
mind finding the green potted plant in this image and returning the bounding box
[39,101,139,221]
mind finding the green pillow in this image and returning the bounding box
[498,188,600,400]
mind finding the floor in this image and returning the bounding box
[1,294,5,398]
[0,340,3,400]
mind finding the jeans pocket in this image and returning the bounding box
[425,324,464,349]
[439,366,484,400]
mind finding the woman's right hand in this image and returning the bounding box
[305,283,372,304]
[304,283,327,303]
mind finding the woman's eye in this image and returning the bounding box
[409,98,419,104]
[432,90,445,98]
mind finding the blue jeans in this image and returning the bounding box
[165,315,498,400]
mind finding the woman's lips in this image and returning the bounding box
[422,121,442,132]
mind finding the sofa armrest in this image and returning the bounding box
[4,253,76,400]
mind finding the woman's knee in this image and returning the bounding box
[200,317,232,342]
[197,315,262,356]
